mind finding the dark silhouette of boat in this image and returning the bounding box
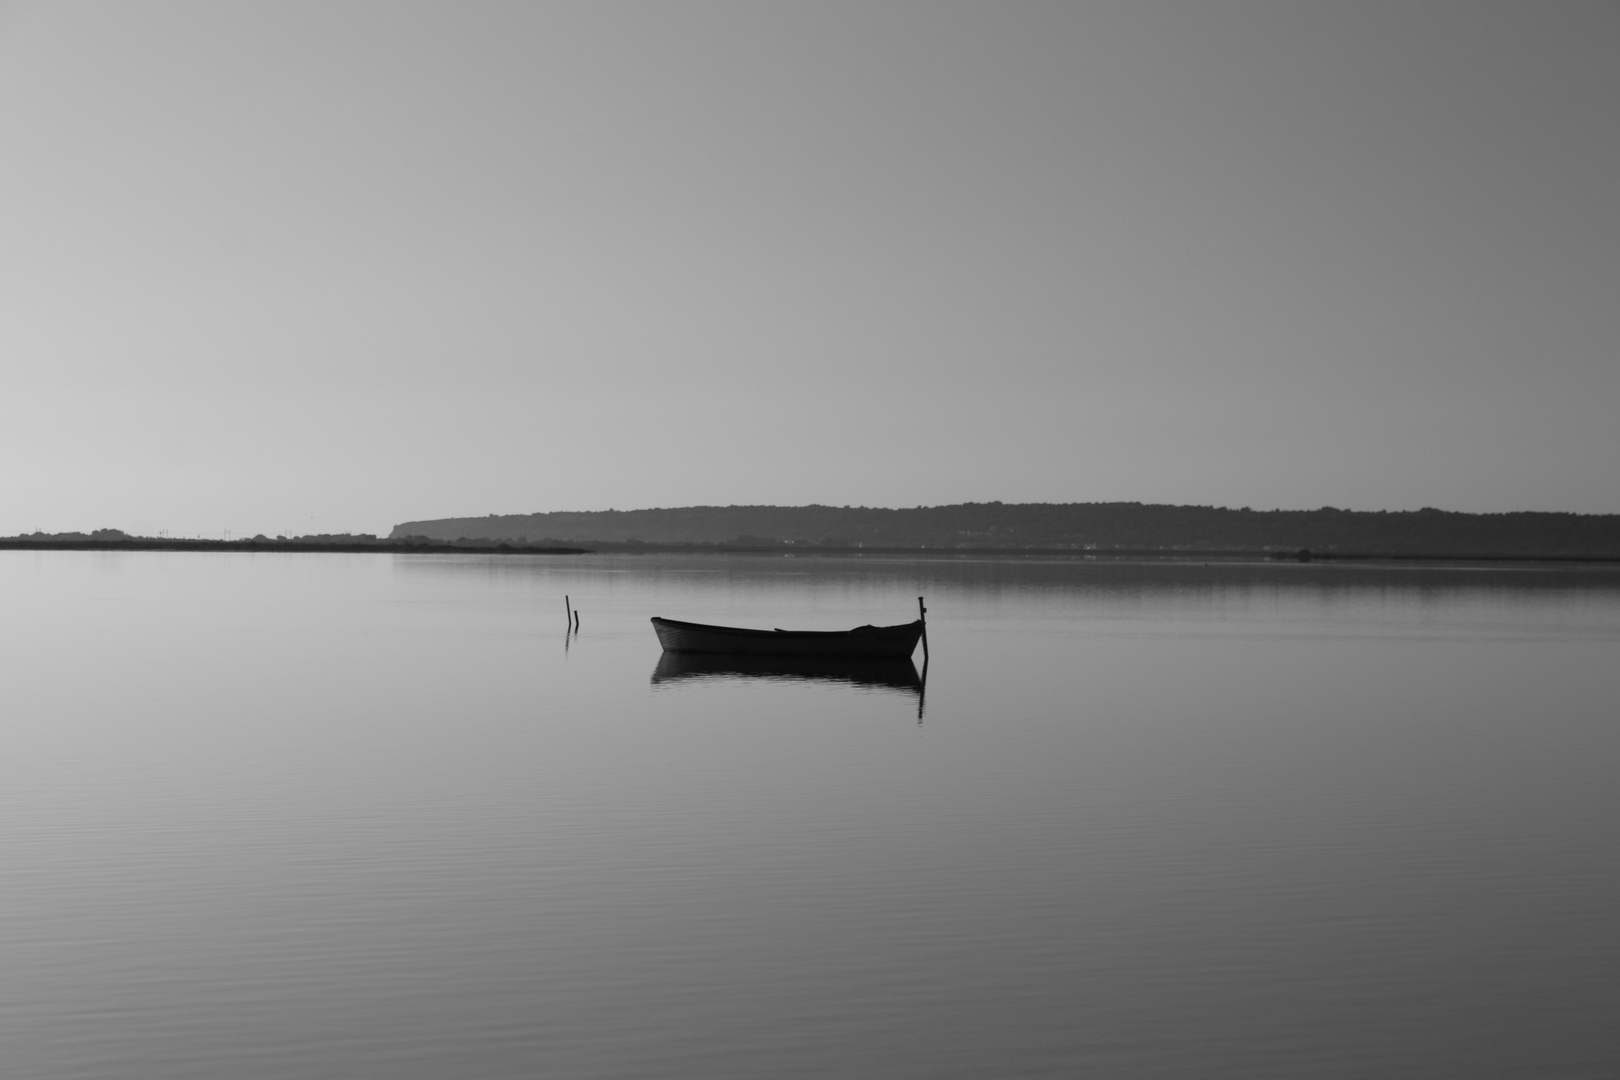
[650,616,924,658]
[651,652,924,694]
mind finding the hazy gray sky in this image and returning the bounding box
[3,1,1616,535]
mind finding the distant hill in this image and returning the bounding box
[390,503,1620,558]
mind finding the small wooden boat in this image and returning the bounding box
[651,615,924,659]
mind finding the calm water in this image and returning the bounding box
[3,551,1618,1078]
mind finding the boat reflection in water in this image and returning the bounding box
[652,652,928,720]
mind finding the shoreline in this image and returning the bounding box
[5,539,1619,565]
[0,539,587,555]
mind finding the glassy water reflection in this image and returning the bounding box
[652,653,926,720]
[3,551,1618,1079]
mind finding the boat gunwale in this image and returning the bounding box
[651,616,922,639]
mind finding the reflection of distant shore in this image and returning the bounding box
[415,537,1620,564]
[653,652,924,696]
[576,543,1620,564]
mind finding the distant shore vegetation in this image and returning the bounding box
[5,528,388,544]
[390,502,1620,560]
[0,529,584,554]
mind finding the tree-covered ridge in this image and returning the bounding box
[391,503,1620,557]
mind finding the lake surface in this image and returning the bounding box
[3,551,1618,1079]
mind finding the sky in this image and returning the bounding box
[2,0,1616,537]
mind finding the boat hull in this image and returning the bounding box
[651,616,924,659]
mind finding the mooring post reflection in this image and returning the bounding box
[917,654,928,723]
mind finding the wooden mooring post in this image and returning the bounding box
[918,596,928,662]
